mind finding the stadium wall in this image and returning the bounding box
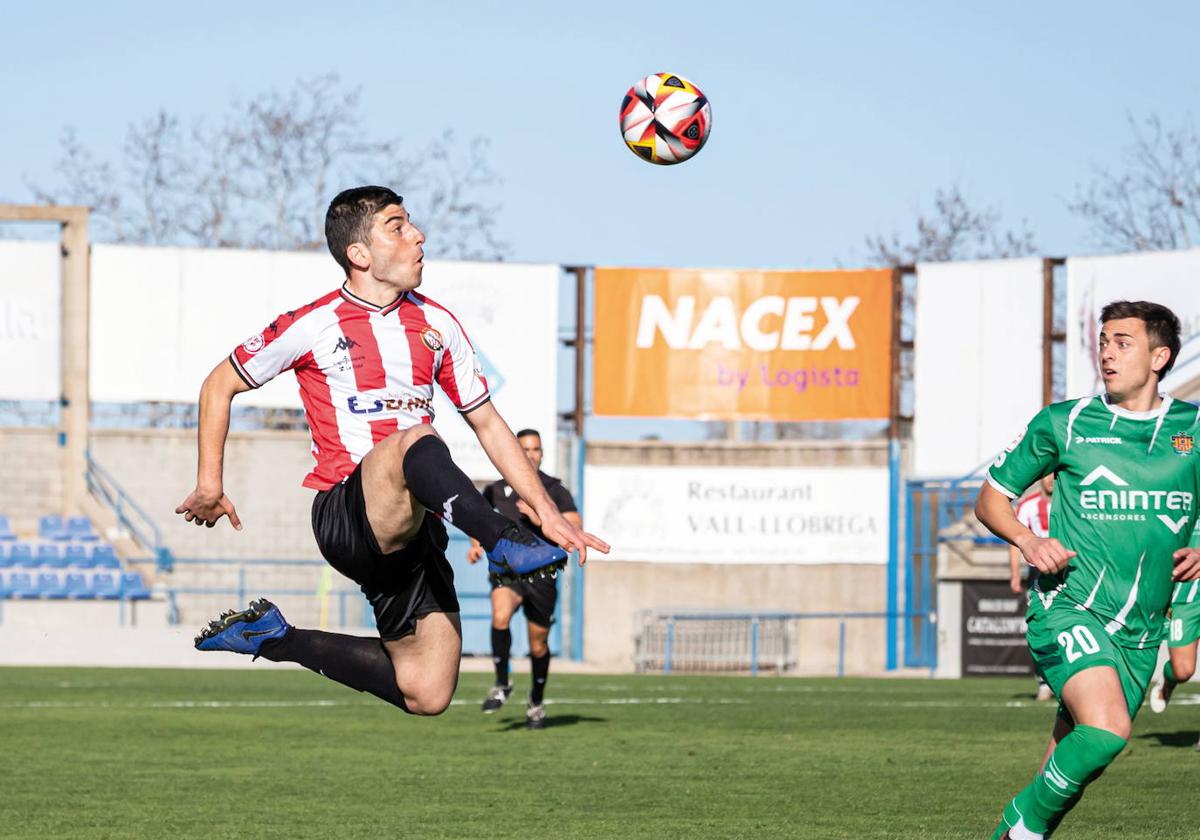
[581,439,893,674]
[0,428,63,521]
[88,428,322,560]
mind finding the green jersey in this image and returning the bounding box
[1169,526,1200,609]
[989,394,1200,648]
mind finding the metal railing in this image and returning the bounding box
[635,610,936,677]
[85,451,175,571]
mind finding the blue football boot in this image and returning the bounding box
[194,597,290,659]
[487,524,568,585]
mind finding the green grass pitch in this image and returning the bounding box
[1,667,1194,839]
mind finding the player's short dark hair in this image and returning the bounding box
[325,186,404,276]
[1100,300,1182,379]
[516,428,540,440]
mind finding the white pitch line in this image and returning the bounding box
[0,696,749,710]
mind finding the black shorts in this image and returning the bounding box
[311,464,459,641]
[492,573,559,628]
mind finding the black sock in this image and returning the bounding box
[402,435,511,550]
[530,652,550,705]
[259,629,408,713]
[492,626,512,686]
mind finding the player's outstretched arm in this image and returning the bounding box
[976,482,1075,575]
[175,359,251,530]
[464,402,610,563]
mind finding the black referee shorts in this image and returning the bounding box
[311,463,459,641]
[493,574,559,628]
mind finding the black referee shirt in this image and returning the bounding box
[482,471,578,545]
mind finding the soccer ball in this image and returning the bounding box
[619,73,712,165]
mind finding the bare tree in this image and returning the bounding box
[1069,113,1200,251]
[28,75,508,259]
[865,183,1038,267]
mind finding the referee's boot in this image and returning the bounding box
[194,597,291,659]
[487,524,568,585]
[481,683,513,713]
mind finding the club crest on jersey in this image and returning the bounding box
[242,333,265,354]
[1172,432,1194,456]
[421,327,444,353]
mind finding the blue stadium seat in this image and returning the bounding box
[8,572,38,599]
[91,573,121,599]
[36,544,63,566]
[65,573,94,600]
[39,515,67,541]
[92,545,119,569]
[11,544,37,568]
[0,515,16,541]
[121,572,151,600]
[66,516,99,542]
[70,546,97,570]
[37,572,69,599]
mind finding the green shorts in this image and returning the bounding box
[1027,604,1159,720]
[1168,598,1200,648]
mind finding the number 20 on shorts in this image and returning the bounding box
[1057,625,1101,663]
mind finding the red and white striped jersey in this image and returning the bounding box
[1015,491,1051,539]
[230,284,489,491]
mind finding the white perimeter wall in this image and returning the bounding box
[912,258,1044,477]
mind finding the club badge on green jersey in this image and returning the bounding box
[1172,432,1194,457]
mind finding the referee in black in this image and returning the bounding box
[467,428,580,729]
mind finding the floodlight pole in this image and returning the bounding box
[0,204,90,517]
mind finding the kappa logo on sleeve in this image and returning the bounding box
[242,334,265,354]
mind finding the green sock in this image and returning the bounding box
[1164,661,1178,685]
[1023,725,1126,833]
[991,785,1038,839]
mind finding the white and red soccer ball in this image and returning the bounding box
[619,72,712,165]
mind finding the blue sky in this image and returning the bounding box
[3,1,1198,269]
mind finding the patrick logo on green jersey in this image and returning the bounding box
[1078,464,1193,534]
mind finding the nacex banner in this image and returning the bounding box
[593,267,893,420]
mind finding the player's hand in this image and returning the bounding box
[175,487,242,531]
[1172,547,1200,581]
[466,545,485,564]
[536,508,610,565]
[1016,535,1075,575]
[1009,573,1023,595]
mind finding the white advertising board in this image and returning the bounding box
[88,245,559,478]
[1066,250,1200,399]
[583,464,889,564]
[912,259,1045,477]
[0,241,61,400]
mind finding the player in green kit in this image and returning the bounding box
[1148,525,1200,743]
[975,300,1200,840]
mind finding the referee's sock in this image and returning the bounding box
[492,627,512,686]
[530,652,550,705]
[402,435,511,550]
[259,629,409,713]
